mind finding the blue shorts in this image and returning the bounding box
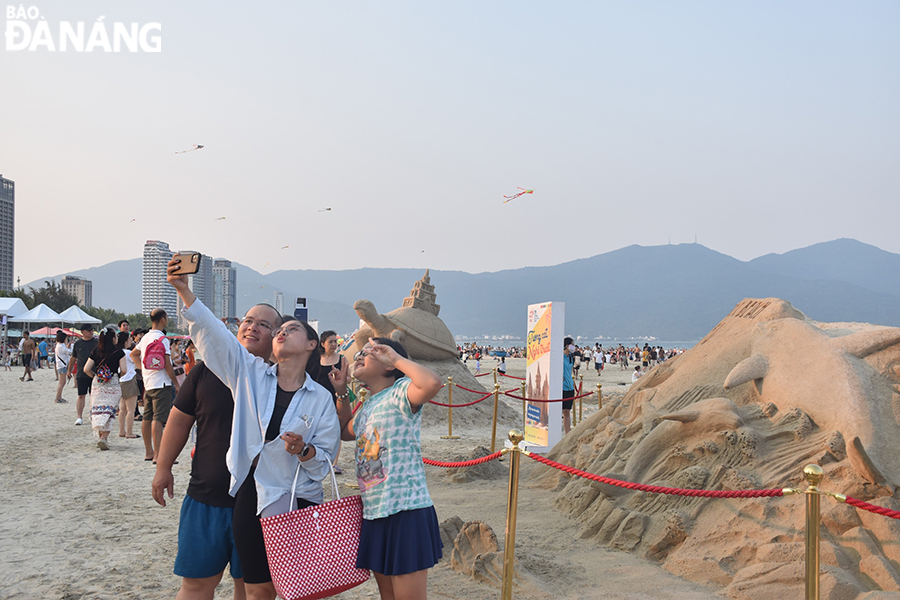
[357,506,443,576]
[174,495,243,580]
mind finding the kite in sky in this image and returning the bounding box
[503,187,534,203]
[281,245,290,250]
[176,145,204,154]
[215,216,226,221]
[319,208,332,212]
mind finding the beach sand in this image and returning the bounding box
[0,357,723,599]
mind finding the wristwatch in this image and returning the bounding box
[300,443,313,459]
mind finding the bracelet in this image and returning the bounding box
[336,391,349,402]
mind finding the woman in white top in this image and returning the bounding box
[53,331,72,404]
[116,331,140,438]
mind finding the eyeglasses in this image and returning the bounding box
[272,324,307,339]
[240,317,274,331]
[353,350,369,361]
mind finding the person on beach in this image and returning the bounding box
[118,319,129,333]
[131,309,180,463]
[341,337,444,600]
[498,356,507,375]
[168,258,340,600]
[53,331,72,403]
[318,330,351,474]
[70,324,98,425]
[632,365,643,383]
[562,337,575,434]
[83,327,126,451]
[152,303,284,600]
[19,330,36,381]
[131,329,145,423]
[37,338,48,370]
[117,332,140,439]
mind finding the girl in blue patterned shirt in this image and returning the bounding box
[342,337,443,600]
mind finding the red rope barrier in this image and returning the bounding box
[526,453,784,499]
[503,390,595,403]
[428,392,493,407]
[474,372,492,377]
[499,372,525,380]
[423,451,504,468]
[455,383,489,394]
[845,497,900,520]
[351,402,363,415]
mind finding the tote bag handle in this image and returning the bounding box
[288,452,340,511]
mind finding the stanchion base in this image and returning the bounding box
[440,435,460,439]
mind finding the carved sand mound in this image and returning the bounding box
[530,298,900,599]
[442,446,508,483]
[345,271,520,429]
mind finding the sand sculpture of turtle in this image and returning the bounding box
[352,270,458,361]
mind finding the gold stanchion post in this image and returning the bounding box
[597,382,602,409]
[491,383,500,452]
[804,464,824,600]
[501,429,525,600]
[441,377,459,440]
[579,375,584,422]
[493,366,498,386]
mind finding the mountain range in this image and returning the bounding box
[26,238,900,341]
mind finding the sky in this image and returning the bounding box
[3,1,899,285]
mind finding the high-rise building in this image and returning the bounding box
[274,291,284,316]
[142,240,177,318]
[61,275,93,308]
[212,259,237,320]
[0,175,14,292]
[177,252,213,328]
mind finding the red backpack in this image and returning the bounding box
[143,336,167,371]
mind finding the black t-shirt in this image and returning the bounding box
[265,386,296,442]
[173,363,237,507]
[89,348,124,376]
[72,338,99,379]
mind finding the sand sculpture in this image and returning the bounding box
[531,298,900,598]
[345,270,519,428]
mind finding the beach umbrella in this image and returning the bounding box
[58,305,102,325]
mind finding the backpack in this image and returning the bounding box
[143,336,167,371]
[95,362,115,384]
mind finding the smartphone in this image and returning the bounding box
[172,252,202,275]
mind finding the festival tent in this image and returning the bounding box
[0,297,28,320]
[58,305,102,325]
[8,303,62,326]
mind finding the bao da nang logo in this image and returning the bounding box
[5,5,161,52]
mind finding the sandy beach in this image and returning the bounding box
[0,357,724,600]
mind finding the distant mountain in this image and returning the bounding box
[26,239,900,340]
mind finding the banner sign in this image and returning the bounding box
[524,301,564,450]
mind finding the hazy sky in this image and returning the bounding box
[4,1,898,285]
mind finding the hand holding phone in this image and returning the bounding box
[171,252,201,275]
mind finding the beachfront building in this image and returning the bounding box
[176,251,213,329]
[142,240,177,318]
[61,275,93,308]
[212,259,237,320]
[0,175,14,291]
[274,291,283,315]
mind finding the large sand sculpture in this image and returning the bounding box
[344,270,519,428]
[531,298,900,598]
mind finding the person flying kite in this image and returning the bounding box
[176,145,204,154]
[503,187,534,203]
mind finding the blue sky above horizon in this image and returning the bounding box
[3,1,898,284]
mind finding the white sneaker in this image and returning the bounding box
[75,418,83,426]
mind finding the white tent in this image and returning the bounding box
[58,305,102,325]
[0,298,28,319]
[9,303,62,325]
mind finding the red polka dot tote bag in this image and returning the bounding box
[260,464,370,600]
